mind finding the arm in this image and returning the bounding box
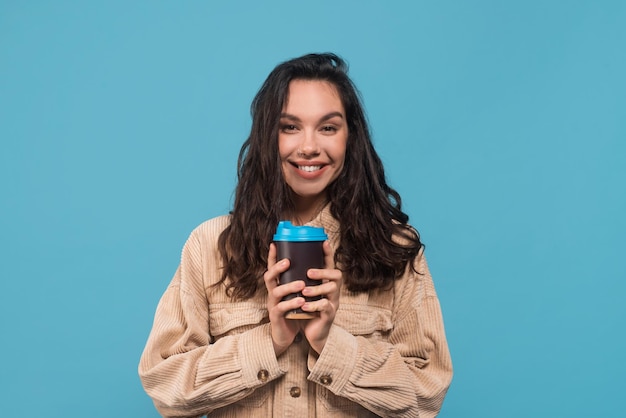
[307,253,453,418]
[138,230,285,418]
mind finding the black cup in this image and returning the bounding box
[273,221,327,319]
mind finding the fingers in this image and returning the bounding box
[304,241,342,305]
[268,242,277,267]
[301,279,338,298]
[322,240,335,269]
[264,243,302,355]
[264,243,289,290]
[265,240,341,318]
[302,295,334,312]
[265,267,306,311]
[264,243,307,311]
[302,285,341,315]
[306,241,341,283]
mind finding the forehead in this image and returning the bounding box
[283,79,344,112]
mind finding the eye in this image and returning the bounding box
[280,124,298,133]
[320,125,338,133]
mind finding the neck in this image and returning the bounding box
[290,194,328,225]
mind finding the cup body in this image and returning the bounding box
[273,221,327,319]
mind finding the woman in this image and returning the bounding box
[139,53,452,417]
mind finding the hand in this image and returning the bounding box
[264,243,305,356]
[300,240,342,354]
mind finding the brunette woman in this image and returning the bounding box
[139,53,452,417]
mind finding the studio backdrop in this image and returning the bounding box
[1,1,624,417]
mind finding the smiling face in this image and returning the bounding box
[278,79,348,221]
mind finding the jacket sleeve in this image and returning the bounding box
[138,229,285,418]
[307,252,453,418]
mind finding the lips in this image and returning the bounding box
[290,160,327,171]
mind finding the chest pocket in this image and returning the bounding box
[334,298,393,340]
[208,302,269,339]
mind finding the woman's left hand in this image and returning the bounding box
[300,240,342,354]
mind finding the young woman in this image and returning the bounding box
[139,53,452,417]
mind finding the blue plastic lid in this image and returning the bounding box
[273,221,328,242]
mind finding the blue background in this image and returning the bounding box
[1,1,624,416]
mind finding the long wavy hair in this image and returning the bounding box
[217,53,422,299]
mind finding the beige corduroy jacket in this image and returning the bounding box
[139,206,452,417]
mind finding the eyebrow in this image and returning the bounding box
[279,111,345,123]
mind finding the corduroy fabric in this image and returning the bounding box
[139,206,452,417]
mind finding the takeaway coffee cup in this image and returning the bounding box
[273,221,328,319]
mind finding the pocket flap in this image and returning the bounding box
[209,302,268,336]
[334,304,392,335]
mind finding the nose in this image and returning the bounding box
[297,128,321,157]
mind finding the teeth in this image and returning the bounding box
[299,165,321,172]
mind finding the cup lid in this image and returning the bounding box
[273,221,328,242]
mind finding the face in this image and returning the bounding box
[279,79,348,214]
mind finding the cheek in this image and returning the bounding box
[277,135,295,161]
[334,138,348,166]
[277,136,286,159]
[331,147,348,179]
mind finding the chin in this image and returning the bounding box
[290,187,327,201]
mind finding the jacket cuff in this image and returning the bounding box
[238,323,286,388]
[307,324,358,393]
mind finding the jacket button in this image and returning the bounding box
[289,386,301,398]
[257,369,269,382]
[320,375,332,385]
[294,332,303,343]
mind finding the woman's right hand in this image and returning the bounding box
[264,243,305,356]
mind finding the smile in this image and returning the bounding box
[298,165,322,172]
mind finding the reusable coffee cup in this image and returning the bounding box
[273,221,328,319]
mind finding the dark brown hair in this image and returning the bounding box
[218,53,422,299]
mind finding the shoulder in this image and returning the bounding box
[184,215,232,250]
[397,248,437,307]
[191,214,232,236]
